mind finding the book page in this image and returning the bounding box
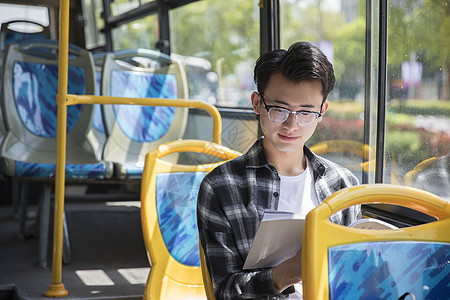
[349,218,398,230]
[243,210,305,269]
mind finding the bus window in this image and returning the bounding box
[280,0,367,183]
[112,14,158,51]
[82,0,105,49]
[0,4,49,27]
[111,0,146,16]
[169,0,259,108]
[386,0,449,198]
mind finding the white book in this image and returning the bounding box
[348,218,398,230]
[243,211,398,270]
[243,210,305,270]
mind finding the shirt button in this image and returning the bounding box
[273,192,279,197]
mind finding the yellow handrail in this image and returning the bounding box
[45,1,222,296]
[65,94,222,144]
[44,0,70,296]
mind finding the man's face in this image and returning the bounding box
[251,73,328,154]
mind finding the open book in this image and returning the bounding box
[243,210,398,270]
[243,210,306,270]
[348,217,398,230]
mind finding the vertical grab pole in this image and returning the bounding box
[44,0,69,296]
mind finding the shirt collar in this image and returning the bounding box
[245,137,269,169]
[305,146,327,177]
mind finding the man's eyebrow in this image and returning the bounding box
[271,98,316,108]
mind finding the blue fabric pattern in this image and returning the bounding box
[13,61,85,137]
[328,241,450,300]
[14,161,109,179]
[4,32,48,49]
[156,171,207,267]
[93,104,105,133]
[95,71,101,96]
[110,71,177,142]
[93,72,105,133]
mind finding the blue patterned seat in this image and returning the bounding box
[140,139,241,299]
[0,41,113,268]
[0,20,50,51]
[101,49,189,179]
[90,51,109,159]
[0,41,112,179]
[302,184,450,300]
[328,241,449,299]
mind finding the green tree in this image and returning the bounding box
[170,0,259,75]
[388,0,449,99]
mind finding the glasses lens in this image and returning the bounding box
[296,112,316,126]
[268,107,289,123]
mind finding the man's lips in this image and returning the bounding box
[278,134,298,141]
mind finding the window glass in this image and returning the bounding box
[280,0,368,183]
[112,14,158,51]
[111,0,142,16]
[169,0,259,107]
[0,4,49,26]
[83,0,105,49]
[386,0,450,199]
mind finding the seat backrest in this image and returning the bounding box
[0,54,5,146]
[91,51,109,156]
[404,154,450,198]
[101,49,189,179]
[302,184,450,300]
[0,41,102,172]
[0,20,50,51]
[310,139,373,172]
[171,53,218,104]
[140,139,241,300]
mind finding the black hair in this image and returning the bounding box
[253,41,335,101]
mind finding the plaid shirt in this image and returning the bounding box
[197,137,361,300]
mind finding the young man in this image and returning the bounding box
[197,41,361,299]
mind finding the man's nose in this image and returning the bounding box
[283,112,298,127]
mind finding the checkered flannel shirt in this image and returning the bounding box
[197,137,361,299]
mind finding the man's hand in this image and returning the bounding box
[271,249,302,292]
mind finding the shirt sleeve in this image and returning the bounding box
[197,177,284,300]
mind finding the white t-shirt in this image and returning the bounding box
[277,158,318,214]
[277,158,318,299]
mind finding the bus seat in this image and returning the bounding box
[0,20,51,51]
[310,139,374,172]
[0,41,112,178]
[171,53,218,105]
[140,139,241,300]
[405,154,450,199]
[91,51,109,158]
[302,184,450,300]
[0,54,4,149]
[101,49,189,179]
[0,41,113,268]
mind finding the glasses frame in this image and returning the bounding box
[259,94,323,127]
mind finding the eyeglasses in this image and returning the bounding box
[259,94,323,127]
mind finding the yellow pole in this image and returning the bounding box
[45,0,69,296]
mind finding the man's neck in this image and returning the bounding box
[263,144,306,176]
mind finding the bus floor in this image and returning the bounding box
[0,192,149,300]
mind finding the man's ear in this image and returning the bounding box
[318,100,329,122]
[251,92,261,115]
